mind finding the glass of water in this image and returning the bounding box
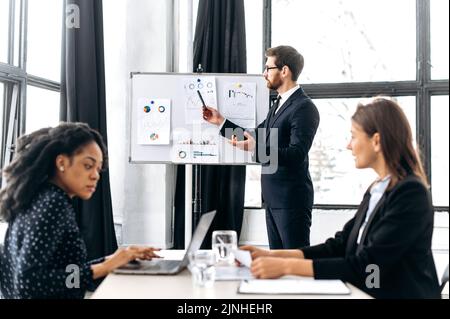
[188,251,216,288]
[212,230,238,266]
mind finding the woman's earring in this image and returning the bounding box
[59,166,65,172]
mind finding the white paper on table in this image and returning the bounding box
[220,82,256,128]
[137,98,171,145]
[215,266,253,281]
[238,277,351,295]
[234,249,252,268]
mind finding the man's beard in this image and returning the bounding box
[266,77,282,91]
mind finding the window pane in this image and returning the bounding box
[27,0,63,81]
[245,0,263,74]
[12,0,20,66]
[0,0,9,63]
[244,165,262,207]
[0,82,4,151]
[430,0,449,80]
[310,97,416,205]
[25,85,60,133]
[431,96,449,206]
[178,0,192,72]
[272,0,416,83]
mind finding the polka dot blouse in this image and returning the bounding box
[0,183,103,299]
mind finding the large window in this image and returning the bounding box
[272,0,416,84]
[244,0,449,210]
[0,0,62,168]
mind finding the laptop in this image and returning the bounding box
[114,210,216,275]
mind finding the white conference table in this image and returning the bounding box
[91,250,372,299]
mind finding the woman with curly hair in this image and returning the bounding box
[0,122,159,299]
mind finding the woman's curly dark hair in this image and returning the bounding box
[0,122,108,222]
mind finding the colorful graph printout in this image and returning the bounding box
[137,98,171,145]
[171,128,219,164]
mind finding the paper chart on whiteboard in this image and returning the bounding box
[137,98,171,145]
[171,128,219,164]
[220,82,256,128]
[183,76,218,124]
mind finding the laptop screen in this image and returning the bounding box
[180,210,216,267]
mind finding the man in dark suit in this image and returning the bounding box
[203,46,320,249]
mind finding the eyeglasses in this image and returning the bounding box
[263,66,279,73]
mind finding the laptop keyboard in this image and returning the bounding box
[137,259,181,270]
[158,260,181,269]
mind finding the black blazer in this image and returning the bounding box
[302,175,441,299]
[220,87,320,209]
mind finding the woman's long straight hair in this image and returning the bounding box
[352,98,428,188]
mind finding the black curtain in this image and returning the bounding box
[60,0,117,260]
[174,0,247,249]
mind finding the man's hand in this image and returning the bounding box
[202,106,224,126]
[229,131,255,152]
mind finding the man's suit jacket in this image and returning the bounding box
[220,87,320,209]
[302,175,441,299]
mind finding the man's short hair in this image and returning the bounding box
[266,46,304,81]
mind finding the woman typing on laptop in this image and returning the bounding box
[241,98,440,299]
[0,123,160,299]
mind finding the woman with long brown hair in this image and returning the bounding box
[241,98,440,299]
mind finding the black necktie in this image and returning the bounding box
[267,95,281,123]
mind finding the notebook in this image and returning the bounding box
[238,277,351,295]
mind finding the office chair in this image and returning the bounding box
[441,264,449,294]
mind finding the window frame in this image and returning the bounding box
[259,0,449,211]
[0,0,61,170]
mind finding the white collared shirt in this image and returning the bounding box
[357,175,392,244]
[274,84,300,114]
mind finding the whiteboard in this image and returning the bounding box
[129,72,270,164]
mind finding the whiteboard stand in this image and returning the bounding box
[191,66,205,244]
[185,165,193,248]
[193,164,202,232]
[184,163,202,247]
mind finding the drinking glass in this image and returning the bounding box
[188,250,216,287]
[212,230,237,266]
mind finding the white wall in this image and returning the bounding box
[104,0,175,248]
